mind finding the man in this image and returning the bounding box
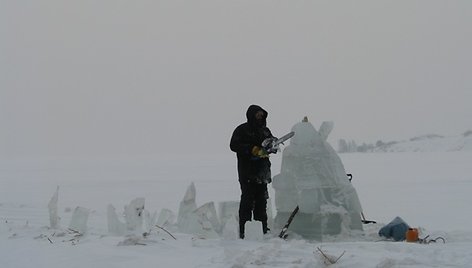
[230,104,275,239]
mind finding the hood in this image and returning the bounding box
[246,104,268,126]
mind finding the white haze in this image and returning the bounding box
[1,1,471,157]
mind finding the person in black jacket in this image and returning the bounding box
[230,105,275,239]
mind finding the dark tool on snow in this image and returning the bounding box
[418,235,446,244]
[262,131,295,154]
[361,212,376,224]
[278,205,299,239]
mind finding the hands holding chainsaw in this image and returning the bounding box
[251,146,270,158]
[251,132,295,158]
[251,137,279,158]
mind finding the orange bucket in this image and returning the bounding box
[406,228,419,242]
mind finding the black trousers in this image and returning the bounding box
[239,180,268,225]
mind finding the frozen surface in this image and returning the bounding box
[1,152,472,267]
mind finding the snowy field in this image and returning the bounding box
[1,152,472,267]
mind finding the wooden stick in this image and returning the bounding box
[317,247,345,264]
[155,225,177,240]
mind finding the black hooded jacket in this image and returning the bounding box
[230,105,274,183]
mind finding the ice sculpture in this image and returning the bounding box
[272,117,363,240]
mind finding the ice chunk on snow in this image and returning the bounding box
[221,214,239,240]
[218,201,239,233]
[157,208,175,227]
[124,198,145,232]
[178,211,200,235]
[177,182,197,231]
[107,204,126,236]
[195,202,220,235]
[245,221,263,241]
[69,206,90,234]
[177,183,220,238]
[48,186,60,229]
[179,203,220,238]
[143,210,158,233]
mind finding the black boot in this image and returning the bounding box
[239,222,245,239]
[262,221,270,234]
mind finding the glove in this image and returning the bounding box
[251,146,269,158]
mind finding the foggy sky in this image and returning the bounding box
[1,1,471,157]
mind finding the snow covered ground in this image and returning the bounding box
[1,152,472,267]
